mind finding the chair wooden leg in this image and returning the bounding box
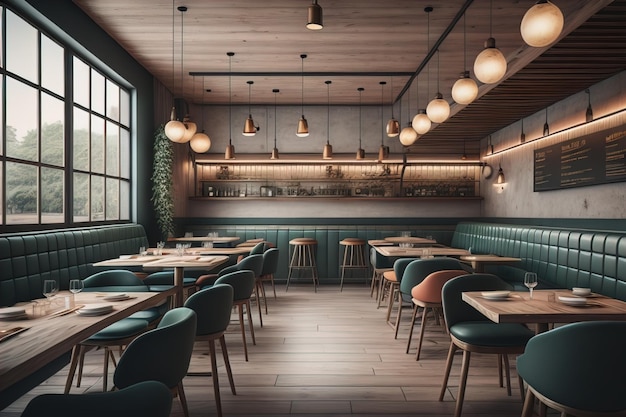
[498,354,504,387]
[454,350,472,417]
[518,374,525,403]
[415,306,429,361]
[238,305,249,362]
[219,335,236,395]
[245,300,256,345]
[377,277,387,308]
[64,345,81,394]
[177,382,190,417]
[393,290,403,338]
[254,284,263,328]
[208,339,223,417]
[439,341,457,401]
[270,274,276,299]
[406,304,419,353]
[521,386,536,417]
[102,347,110,392]
[502,354,512,396]
[386,283,397,324]
[76,345,87,388]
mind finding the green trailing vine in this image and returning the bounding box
[151,124,174,240]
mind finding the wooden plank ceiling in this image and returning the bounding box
[73,0,626,157]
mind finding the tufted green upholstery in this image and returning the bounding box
[452,222,626,298]
[21,380,173,417]
[518,321,626,416]
[0,224,149,307]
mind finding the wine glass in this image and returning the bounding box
[43,280,58,299]
[524,272,538,299]
[69,279,84,294]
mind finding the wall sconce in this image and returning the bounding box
[520,118,526,143]
[494,163,507,193]
[543,107,550,136]
[586,89,594,122]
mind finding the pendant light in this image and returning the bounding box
[520,118,526,143]
[426,49,450,123]
[224,52,235,159]
[322,80,333,159]
[178,6,195,143]
[296,54,309,137]
[189,79,211,153]
[520,0,564,47]
[452,11,478,105]
[412,7,432,135]
[496,163,506,184]
[356,87,365,160]
[377,81,389,162]
[242,80,257,136]
[585,89,593,122]
[473,0,507,84]
[386,78,399,137]
[399,79,418,146]
[306,0,323,31]
[164,0,185,143]
[271,89,280,159]
[461,139,467,160]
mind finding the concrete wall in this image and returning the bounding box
[482,71,626,220]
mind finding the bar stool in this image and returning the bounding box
[287,238,319,292]
[339,238,368,291]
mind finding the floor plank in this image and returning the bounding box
[0,284,532,417]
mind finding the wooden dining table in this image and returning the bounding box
[167,236,241,245]
[374,245,470,258]
[383,236,438,245]
[459,254,522,272]
[462,289,626,333]
[0,289,175,409]
[93,254,229,307]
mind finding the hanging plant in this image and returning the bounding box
[151,124,175,240]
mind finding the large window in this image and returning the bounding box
[1,7,132,227]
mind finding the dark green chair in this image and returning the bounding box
[438,273,535,417]
[184,284,236,417]
[64,270,164,393]
[214,270,257,361]
[215,254,265,326]
[258,248,280,313]
[381,258,413,325]
[22,381,172,417]
[518,321,626,417]
[113,307,197,417]
[143,270,197,300]
[394,257,472,338]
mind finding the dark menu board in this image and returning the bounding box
[534,126,626,191]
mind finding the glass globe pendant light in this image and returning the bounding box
[412,7,432,134]
[426,50,450,124]
[177,6,195,144]
[451,12,478,105]
[399,80,418,146]
[473,0,507,84]
[164,0,185,143]
[189,79,211,153]
[520,0,564,47]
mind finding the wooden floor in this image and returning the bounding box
[1,283,531,417]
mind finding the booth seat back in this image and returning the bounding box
[452,222,626,300]
[0,224,149,307]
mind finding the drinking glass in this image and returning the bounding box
[69,279,84,294]
[524,272,538,299]
[42,280,58,300]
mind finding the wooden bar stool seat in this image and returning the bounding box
[287,238,319,292]
[339,238,368,291]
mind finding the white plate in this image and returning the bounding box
[77,304,113,315]
[481,291,511,300]
[558,296,588,306]
[102,294,130,301]
[0,307,26,318]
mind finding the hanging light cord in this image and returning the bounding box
[274,89,278,147]
[463,12,467,71]
[380,82,385,146]
[358,88,363,148]
[300,55,306,117]
[228,53,232,143]
[326,81,331,145]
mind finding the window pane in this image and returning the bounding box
[6,78,38,161]
[91,69,105,115]
[106,79,119,121]
[120,180,130,220]
[6,10,38,83]
[41,167,64,224]
[0,81,3,155]
[73,57,89,108]
[6,162,38,224]
[106,178,119,220]
[73,107,89,171]
[41,35,64,96]
[120,89,130,127]
[41,93,65,166]
[91,115,104,174]
[90,175,104,221]
[106,121,119,176]
[73,172,89,222]
[0,162,3,223]
[120,128,130,179]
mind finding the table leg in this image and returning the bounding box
[173,266,184,307]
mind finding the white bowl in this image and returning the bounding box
[572,287,591,296]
